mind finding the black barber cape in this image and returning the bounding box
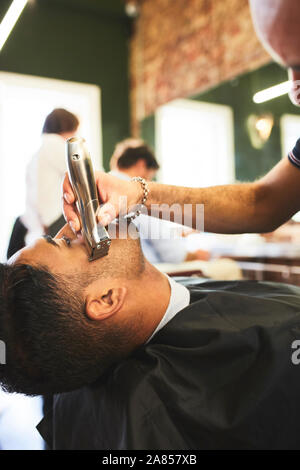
[38,279,300,450]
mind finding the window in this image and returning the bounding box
[280,114,300,158]
[0,72,102,260]
[155,99,235,187]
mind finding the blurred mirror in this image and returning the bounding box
[142,62,300,185]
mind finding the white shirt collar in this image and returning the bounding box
[110,167,191,339]
[146,276,190,343]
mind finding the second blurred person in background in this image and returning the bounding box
[110,139,210,264]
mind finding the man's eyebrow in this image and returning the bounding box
[43,235,59,248]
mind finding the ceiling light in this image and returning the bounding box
[253,81,291,104]
[0,0,28,52]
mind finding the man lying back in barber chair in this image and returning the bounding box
[1,222,300,450]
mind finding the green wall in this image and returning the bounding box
[141,62,300,181]
[0,0,131,170]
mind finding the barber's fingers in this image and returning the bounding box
[62,171,140,229]
[62,173,80,232]
[62,173,75,204]
[97,201,119,226]
[62,198,80,233]
[95,173,122,225]
[95,172,137,225]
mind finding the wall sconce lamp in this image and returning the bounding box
[125,1,140,18]
[247,114,274,149]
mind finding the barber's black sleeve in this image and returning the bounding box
[288,138,300,168]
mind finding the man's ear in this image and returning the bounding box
[85,286,127,321]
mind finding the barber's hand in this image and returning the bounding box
[62,171,142,232]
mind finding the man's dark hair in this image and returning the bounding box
[42,108,79,135]
[0,263,134,396]
[117,145,159,170]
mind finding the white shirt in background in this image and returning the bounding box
[22,134,67,244]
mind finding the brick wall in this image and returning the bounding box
[129,0,271,135]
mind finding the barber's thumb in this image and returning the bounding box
[64,192,75,204]
[97,202,117,226]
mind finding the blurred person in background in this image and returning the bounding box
[110,139,210,264]
[109,137,144,171]
[7,108,79,259]
[110,139,159,183]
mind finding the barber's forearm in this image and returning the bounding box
[66,152,300,233]
[146,181,277,233]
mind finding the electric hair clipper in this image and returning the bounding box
[66,137,111,261]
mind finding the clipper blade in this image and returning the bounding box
[88,225,111,261]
